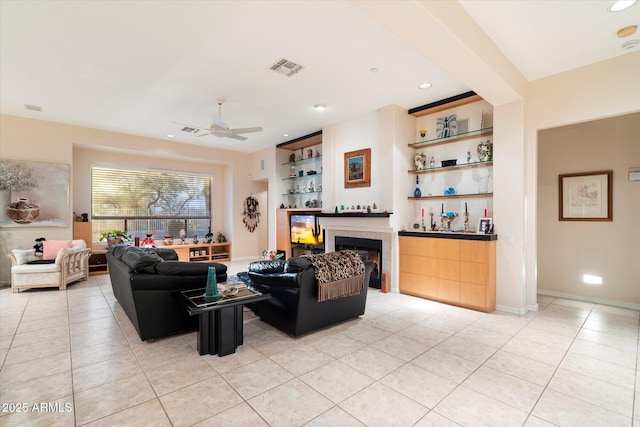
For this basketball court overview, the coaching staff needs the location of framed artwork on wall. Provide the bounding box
[344,148,371,188]
[0,159,70,227]
[559,170,612,221]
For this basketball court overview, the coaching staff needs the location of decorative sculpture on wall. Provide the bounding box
[242,196,260,232]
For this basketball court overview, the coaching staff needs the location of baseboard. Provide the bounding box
[496,305,529,315]
[538,289,640,311]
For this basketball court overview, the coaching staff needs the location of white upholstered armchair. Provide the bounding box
[8,239,90,292]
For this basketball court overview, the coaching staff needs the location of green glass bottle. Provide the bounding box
[204,266,218,300]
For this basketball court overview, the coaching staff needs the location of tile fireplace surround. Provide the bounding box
[319,214,395,292]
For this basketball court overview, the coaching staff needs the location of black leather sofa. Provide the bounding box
[106,244,227,341]
[242,251,373,337]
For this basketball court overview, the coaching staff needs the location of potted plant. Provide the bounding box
[100,230,129,247]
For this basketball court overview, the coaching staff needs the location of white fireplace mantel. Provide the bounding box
[319,213,395,291]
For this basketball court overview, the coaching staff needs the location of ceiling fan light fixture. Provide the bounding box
[609,0,636,12]
[313,104,327,111]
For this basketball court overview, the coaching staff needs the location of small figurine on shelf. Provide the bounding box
[141,230,156,248]
[179,229,186,244]
[467,151,472,163]
[307,149,313,159]
[419,129,427,138]
[289,153,296,163]
[430,156,435,168]
[217,232,227,243]
[192,235,199,244]
[205,227,214,243]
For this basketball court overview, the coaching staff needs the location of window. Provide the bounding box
[91,165,211,242]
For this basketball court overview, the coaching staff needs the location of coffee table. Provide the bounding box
[178,284,270,356]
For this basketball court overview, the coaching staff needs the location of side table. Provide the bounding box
[178,286,270,356]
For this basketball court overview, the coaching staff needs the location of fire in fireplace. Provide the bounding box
[335,236,382,289]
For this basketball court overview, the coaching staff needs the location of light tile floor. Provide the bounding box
[0,264,638,426]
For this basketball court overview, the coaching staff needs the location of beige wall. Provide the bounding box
[0,114,267,282]
[537,113,640,306]
[525,52,640,309]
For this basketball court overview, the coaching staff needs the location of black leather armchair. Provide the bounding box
[107,245,227,341]
[243,252,373,337]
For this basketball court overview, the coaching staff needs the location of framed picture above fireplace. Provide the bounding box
[344,148,371,188]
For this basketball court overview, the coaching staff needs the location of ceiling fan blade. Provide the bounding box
[226,133,248,141]
[230,126,263,134]
[195,132,212,137]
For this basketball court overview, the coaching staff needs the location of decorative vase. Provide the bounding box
[163,237,174,245]
[414,175,422,197]
[477,140,493,162]
[6,197,39,224]
[204,266,218,300]
[414,153,427,170]
[106,236,123,247]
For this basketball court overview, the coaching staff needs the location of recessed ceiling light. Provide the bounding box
[282,133,290,137]
[418,82,432,90]
[370,67,379,73]
[313,104,326,111]
[609,0,636,12]
[166,134,175,138]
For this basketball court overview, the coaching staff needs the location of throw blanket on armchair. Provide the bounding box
[302,250,365,302]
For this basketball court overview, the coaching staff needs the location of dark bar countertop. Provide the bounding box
[399,230,498,241]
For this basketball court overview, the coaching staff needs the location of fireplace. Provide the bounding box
[336,236,382,289]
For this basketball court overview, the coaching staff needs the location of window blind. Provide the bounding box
[92,166,210,218]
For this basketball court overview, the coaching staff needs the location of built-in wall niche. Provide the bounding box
[277,131,323,209]
[408,93,495,232]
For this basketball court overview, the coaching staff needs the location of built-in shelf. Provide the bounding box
[282,173,322,182]
[409,161,492,174]
[410,127,493,149]
[282,155,322,167]
[281,191,322,196]
[408,193,493,201]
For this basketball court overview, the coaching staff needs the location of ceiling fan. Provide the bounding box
[176,99,263,141]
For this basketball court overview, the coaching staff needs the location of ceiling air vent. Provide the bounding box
[180,126,200,134]
[270,58,303,77]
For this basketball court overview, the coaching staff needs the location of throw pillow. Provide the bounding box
[12,249,38,265]
[42,240,72,260]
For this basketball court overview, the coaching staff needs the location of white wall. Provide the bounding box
[329,112,384,212]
